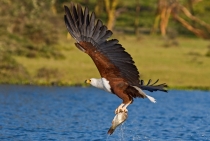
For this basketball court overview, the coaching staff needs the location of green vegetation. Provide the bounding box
[12,35,210,90]
[0,0,210,90]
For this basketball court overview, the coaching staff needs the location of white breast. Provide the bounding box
[101,78,112,93]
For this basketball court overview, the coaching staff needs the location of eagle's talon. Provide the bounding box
[115,107,128,114]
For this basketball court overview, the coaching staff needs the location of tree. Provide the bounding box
[171,1,210,39]
[151,0,210,39]
[104,0,119,30]
[151,0,176,37]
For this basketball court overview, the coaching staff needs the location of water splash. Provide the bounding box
[106,123,126,141]
[117,123,126,141]
[106,134,110,141]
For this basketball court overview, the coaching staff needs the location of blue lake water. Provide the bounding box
[0,85,210,141]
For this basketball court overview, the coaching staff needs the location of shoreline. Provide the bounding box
[0,82,209,91]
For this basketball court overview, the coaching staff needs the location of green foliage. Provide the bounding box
[35,67,63,85]
[0,0,63,59]
[0,53,30,84]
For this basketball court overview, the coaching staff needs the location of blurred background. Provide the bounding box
[0,0,210,89]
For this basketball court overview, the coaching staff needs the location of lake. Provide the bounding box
[0,85,210,141]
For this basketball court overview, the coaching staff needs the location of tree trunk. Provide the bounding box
[104,0,118,31]
[171,2,210,39]
[151,0,173,36]
[172,13,209,39]
[180,5,210,32]
[51,0,57,15]
[94,0,104,17]
[159,0,173,37]
[151,15,160,35]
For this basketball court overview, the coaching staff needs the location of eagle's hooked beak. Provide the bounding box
[85,79,91,84]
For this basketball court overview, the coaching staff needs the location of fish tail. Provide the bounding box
[107,127,115,135]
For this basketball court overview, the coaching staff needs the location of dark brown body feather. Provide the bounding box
[64,3,167,104]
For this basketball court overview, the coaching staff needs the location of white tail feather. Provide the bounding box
[146,94,156,103]
[132,86,157,103]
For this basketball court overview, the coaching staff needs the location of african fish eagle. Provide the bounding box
[64,3,167,114]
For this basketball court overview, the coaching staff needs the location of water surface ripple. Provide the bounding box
[0,85,210,140]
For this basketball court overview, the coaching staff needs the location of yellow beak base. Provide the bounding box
[85,79,91,84]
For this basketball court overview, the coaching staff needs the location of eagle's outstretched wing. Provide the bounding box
[64,3,140,85]
[64,3,167,92]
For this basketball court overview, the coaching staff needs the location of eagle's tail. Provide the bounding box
[139,79,168,93]
[132,86,156,103]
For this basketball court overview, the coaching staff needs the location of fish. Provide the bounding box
[107,111,128,135]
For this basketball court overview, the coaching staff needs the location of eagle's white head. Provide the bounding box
[85,78,111,93]
[85,78,103,88]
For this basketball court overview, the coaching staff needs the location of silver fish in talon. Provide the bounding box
[107,111,128,135]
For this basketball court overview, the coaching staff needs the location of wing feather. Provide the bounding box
[92,20,103,41]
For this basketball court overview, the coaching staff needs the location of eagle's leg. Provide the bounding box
[115,101,132,114]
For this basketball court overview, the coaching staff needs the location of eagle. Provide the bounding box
[64,3,167,114]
